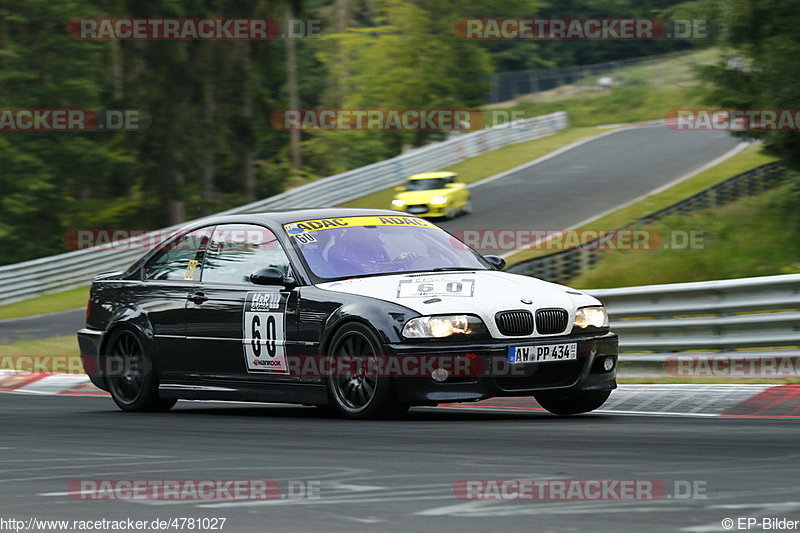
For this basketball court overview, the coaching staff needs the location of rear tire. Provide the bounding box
[460,200,473,215]
[534,390,611,415]
[324,323,408,419]
[104,328,176,413]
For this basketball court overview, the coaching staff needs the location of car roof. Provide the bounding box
[182,208,419,229]
[407,171,457,180]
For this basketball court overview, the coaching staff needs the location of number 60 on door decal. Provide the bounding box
[243,292,289,374]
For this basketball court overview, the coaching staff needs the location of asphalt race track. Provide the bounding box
[1,393,798,533]
[439,125,740,236]
[0,309,84,344]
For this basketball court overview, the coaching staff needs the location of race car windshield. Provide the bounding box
[284,216,488,280]
[404,178,450,191]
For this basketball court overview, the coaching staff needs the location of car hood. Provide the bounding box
[394,189,449,203]
[316,270,602,339]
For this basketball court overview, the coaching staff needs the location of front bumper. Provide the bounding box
[392,204,449,218]
[384,331,618,405]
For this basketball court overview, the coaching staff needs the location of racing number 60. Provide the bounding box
[417,281,463,293]
[251,314,277,357]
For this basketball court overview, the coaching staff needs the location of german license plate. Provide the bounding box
[509,343,577,364]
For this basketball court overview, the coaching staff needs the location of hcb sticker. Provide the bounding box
[243,292,288,374]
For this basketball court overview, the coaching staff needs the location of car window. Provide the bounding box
[405,178,450,191]
[284,216,488,280]
[201,224,291,285]
[143,227,213,281]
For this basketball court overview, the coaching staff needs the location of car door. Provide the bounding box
[185,223,299,382]
[139,226,213,379]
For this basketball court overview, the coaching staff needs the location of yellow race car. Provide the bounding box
[390,171,472,219]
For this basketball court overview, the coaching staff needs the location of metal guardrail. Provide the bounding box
[508,162,788,283]
[0,112,567,306]
[587,273,800,362]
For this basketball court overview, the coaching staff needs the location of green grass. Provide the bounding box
[494,48,719,128]
[576,48,720,92]
[505,145,779,265]
[0,335,80,356]
[570,183,800,289]
[341,127,607,210]
[513,86,705,128]
[0,336,82,373]
[0,286,88,321]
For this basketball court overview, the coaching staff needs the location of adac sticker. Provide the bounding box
[184,259,199,281]
[283,215,435,234]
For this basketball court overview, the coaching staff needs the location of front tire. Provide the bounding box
[534,390,611,415]
[324,323,408,419]
[104,328,176,413]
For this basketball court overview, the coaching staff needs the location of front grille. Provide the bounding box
[536,308,569,334]
[495,310,534,336]
[495,360,582,390]
[406,205,429,214]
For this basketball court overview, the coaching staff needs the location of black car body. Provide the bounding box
[78,208,617,418]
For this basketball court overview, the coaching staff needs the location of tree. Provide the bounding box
[0,0,127,262]
[699,0,800,169]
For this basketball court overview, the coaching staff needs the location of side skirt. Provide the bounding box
[158,381,329,405]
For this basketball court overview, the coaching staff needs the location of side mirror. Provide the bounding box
[394,185,405,192]
[483,255,506,271]
[445,182,456,188]
[250,267,290,286]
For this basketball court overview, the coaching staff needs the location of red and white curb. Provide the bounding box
[442,384,800,418]
[2,370,798,417]
[0,370,107,396]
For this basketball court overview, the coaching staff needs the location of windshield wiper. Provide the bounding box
[430,267,481,272]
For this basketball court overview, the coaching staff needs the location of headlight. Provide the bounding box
[391,199,405,207]
[573,306,609,329]
[430,195,448,205]
[403,315,486,338]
